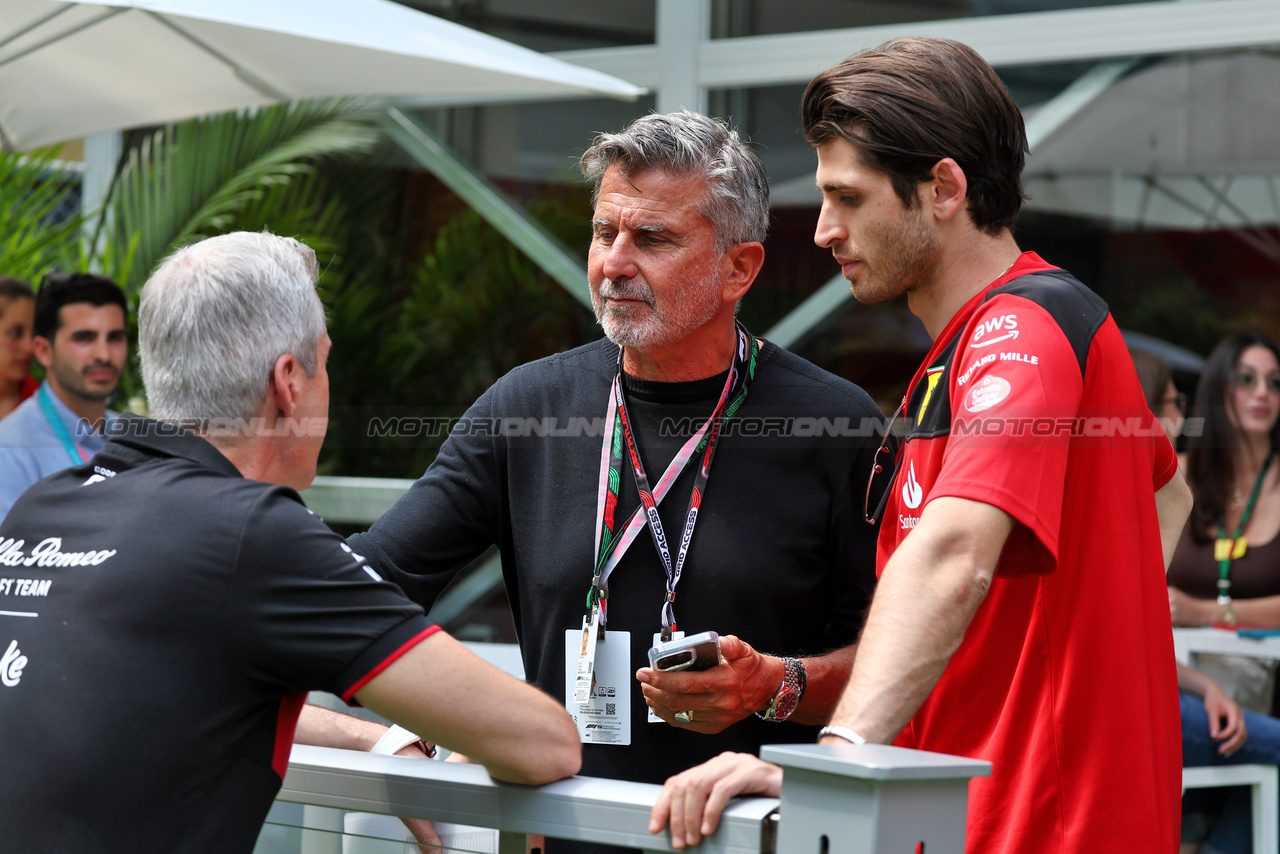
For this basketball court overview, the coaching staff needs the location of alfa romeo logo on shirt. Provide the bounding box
[1,640,27,687]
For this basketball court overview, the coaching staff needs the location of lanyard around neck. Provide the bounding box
[1216,449,1275,603]
[588,325,758,639]
[37,384,90,466]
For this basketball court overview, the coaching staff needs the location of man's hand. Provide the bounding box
[1202,684,1248,756]
[649,752,781,850]
[637,635,780,734]
[399,815,442,853]
[389,739,443,851]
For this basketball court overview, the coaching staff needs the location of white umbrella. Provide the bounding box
[0,0,645,150]
[1027,50,1280,178]
[1023,50,1280,231]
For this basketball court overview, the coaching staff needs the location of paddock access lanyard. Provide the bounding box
[587,324,758,641]
[37,384,90,466]
[1215,449,1275,604]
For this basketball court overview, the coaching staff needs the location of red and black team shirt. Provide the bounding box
[879,252,1182,853]
[0,416,438,854]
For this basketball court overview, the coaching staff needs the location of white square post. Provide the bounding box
[762,743,991,854]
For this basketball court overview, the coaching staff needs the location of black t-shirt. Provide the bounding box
[0,417,435,854]
[350,337,883,787]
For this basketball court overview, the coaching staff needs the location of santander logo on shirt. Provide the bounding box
[901,461,923,510]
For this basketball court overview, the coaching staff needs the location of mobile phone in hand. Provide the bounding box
[648,631,722,672]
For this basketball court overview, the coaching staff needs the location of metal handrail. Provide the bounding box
[281,745,777,854]
[280,742,991,854]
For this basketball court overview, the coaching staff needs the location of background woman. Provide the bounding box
[1168,334,1280,662]
[1135,344,1280,854]
[0,277,36,420]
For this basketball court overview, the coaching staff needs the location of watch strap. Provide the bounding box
[818,725,866,745]
[371,724,437,758]
[756,656,805,722]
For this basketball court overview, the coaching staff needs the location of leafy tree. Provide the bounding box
[0,100,598,476]
[0,147,83,283]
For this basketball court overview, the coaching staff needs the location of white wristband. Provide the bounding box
[818,725,867,745]
[371,725,425,756]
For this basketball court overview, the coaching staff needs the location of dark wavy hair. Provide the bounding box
[801,37,1028,235]
[1186,333,1280,543]
[34,272,126,339]
[0,276,33,316]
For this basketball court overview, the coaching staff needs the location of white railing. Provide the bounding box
[278,742,990,854]
[301,476,416,525]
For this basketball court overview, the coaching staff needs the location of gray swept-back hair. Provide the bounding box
[579,110,770,251]
[140,231,325,427]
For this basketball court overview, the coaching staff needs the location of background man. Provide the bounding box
[656,38,1192,853]
[0,272,127,518]
[0,232,580,853]
[348,110,884,853]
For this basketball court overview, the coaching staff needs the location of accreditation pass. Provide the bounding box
[564,621,631,745]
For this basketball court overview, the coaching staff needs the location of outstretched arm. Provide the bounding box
[649,497,1012,849]
[824,496,1013,745]
[355,631,581,785]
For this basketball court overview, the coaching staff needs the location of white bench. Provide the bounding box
[1183,764,1277,854]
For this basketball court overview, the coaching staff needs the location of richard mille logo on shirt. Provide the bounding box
[0,538,117,568]
[1,640,27,687]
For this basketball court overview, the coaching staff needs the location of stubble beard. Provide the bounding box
[591,269,723,350]
[846,204,942,305]
[50,357,118,403]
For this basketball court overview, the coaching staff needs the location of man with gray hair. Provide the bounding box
[349,110,883,853]
[0,231,580,853]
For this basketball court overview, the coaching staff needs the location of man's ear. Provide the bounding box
[925,157,969,223]
[269,352,302,419]
[720,241,766,304]
[31,336,53,370]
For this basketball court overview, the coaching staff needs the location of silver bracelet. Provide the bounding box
[818,725,867,745]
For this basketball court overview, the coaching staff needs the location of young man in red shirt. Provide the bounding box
[650,37,1192,853]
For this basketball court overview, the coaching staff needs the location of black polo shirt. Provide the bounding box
[0,416,436,854]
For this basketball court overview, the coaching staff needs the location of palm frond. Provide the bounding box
[103,99,378,290]
[0,148,83,282]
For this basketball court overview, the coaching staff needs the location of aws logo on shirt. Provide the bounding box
[970,314,1019,348]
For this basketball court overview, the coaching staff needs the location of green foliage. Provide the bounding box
[0,101,599,476]
[321,193,595,477]
[101,99,379,290]
[1110,275,1225,358]
[0,147,82,282]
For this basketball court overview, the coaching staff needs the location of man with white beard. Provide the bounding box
[348,110,885,853]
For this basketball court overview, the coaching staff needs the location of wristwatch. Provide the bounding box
[756,657,806,722]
